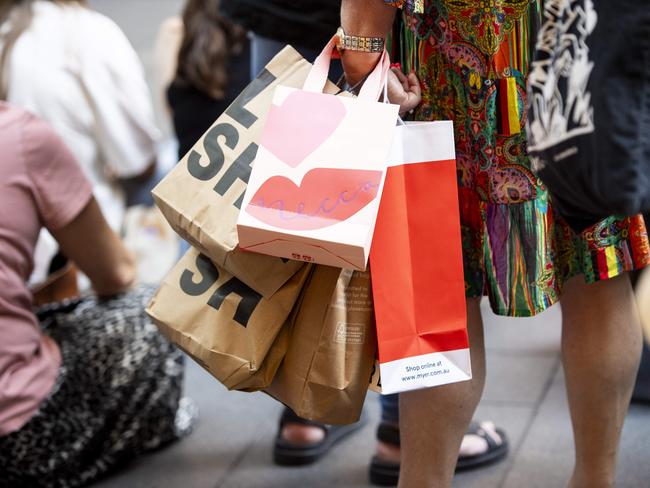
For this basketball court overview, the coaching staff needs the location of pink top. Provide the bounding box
[0,103,92,436]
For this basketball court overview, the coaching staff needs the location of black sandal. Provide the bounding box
[273,407,368,466]
[369,420,509,486]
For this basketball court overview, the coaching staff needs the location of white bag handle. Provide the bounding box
[303,35,391,102]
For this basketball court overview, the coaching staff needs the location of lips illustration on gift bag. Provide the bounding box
[245,168,383,230]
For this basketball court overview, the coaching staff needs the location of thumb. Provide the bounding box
[407,72,422,96]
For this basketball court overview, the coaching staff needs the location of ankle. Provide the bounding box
[397,465,453,488]
[568,470,615,488]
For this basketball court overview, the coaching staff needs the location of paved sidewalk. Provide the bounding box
[93,301,649,488]
[88,2,650,486]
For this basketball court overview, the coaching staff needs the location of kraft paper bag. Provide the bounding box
[237,38,399,271]
[265,266,376,424]
[152,46,333,297]
[368,356,383,394]
[370,122,471,395]
[146,247,310,391]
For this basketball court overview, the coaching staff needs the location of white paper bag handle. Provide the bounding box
[303,35,390,102]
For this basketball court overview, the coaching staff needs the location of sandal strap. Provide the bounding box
[280,407,330,431]
[376,422,400,447]
[375,421,501,450]
[466,422,499,450]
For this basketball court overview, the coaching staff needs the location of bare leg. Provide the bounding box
[561,274,642,488]
[398,298,486,488]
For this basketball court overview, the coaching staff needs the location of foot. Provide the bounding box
[374,422,400,464]
[274,408,368,466]
[373,420,503,464]
[369,419,508,485]
[281,422,326,446]
[458,421,503,457]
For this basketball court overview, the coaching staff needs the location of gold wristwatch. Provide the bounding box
[336,26,385,53]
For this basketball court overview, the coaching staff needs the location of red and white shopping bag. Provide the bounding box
[370,121,471,394]
[237,39,399,270]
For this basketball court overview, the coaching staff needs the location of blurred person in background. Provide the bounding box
[220,0,341,78]
[0,0,161,287]
[0,103,195,487]
[165,0,250,161]
[220,2,508,485]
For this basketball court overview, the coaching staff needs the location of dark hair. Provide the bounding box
[175,0,245,100]
[0,1,86,99]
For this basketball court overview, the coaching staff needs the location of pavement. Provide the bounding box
[88,2,650,487]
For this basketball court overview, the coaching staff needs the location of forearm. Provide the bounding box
[52,198,136,296]
[340,0,397,85]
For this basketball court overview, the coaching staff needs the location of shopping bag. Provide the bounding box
[369,121,471,395]
[265,266,377,424]
[527,0,650,226]
[368,356,382,393]
[152,46,328,297]
[237,38,399,271]
[146,247,310,391]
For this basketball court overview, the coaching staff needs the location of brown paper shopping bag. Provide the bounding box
[146,247,310,391]
[152,46,340,297]
[266,266,376,425]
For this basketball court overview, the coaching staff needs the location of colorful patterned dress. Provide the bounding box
[386,0,649,316]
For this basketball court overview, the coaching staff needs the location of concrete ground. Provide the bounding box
[92,301,650,488]
[88,2,650,487]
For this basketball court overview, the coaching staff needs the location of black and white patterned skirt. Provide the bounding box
[0,286,194,488]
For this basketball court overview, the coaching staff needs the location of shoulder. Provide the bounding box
[64,4,125,35]
[14,105,75,173]
[0,103,56,157]
[51,3,136,56]
[0,103,77,183]
[27,2,135,58]
[0,102,32,132]
[31,1,121,34]
[0,103,33,172]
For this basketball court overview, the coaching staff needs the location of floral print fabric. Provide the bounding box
[385,0,649,316]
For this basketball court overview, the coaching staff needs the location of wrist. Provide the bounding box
[341,51,382,87]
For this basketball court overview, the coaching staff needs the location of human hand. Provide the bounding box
[387,68,422,116]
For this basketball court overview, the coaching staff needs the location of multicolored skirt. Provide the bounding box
[388,0,650,316]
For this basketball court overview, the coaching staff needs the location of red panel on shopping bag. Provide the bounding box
[371,159,467,362]
[370,121,470,394]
